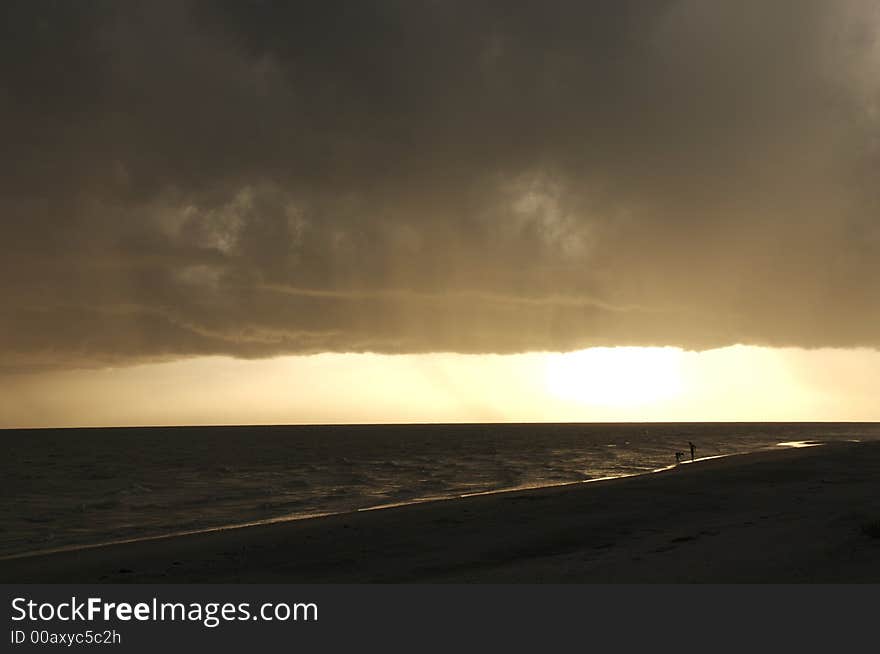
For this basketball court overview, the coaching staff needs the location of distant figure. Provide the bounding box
[675,451,684,465]
[689,441,696,462]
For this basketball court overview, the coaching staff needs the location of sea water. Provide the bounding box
[2,422,879,558]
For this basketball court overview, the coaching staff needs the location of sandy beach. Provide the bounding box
[3,440,880,583]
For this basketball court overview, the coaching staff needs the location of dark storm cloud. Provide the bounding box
[2,0,879,369]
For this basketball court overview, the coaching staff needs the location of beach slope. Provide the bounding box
[3,440,880,583]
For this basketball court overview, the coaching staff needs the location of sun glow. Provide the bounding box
[544,347,686,408]
[3,346,880,428]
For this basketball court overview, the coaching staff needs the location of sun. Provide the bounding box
[543,347,686,408]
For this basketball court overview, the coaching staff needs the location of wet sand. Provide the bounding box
[3,440,880,583]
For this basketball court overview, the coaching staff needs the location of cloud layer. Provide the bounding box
[2,1,879,369]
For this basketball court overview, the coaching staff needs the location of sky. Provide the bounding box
[2,1,879,426]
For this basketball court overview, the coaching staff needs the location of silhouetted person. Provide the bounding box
[689,441,696,462]
[675,451,684,465]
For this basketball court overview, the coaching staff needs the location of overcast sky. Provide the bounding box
[2,1,879,381]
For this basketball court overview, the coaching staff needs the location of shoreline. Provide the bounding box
[2,440,880,582]
[0,444,784,563]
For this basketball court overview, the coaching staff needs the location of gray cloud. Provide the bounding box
[2,0,879,369]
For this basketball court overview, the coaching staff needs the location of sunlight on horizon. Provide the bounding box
[544,347,686,408]
[1,345,879,428]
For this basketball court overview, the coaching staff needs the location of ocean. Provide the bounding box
[2,422,879,559]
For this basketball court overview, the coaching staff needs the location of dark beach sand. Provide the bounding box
[3,440,880,583]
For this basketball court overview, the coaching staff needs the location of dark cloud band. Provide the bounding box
[2,1,878,369]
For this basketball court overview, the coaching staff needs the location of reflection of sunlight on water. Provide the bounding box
[0,510,340,562]
[656,454,733,472]
[10,424,876,561]
[457,472,644,499]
